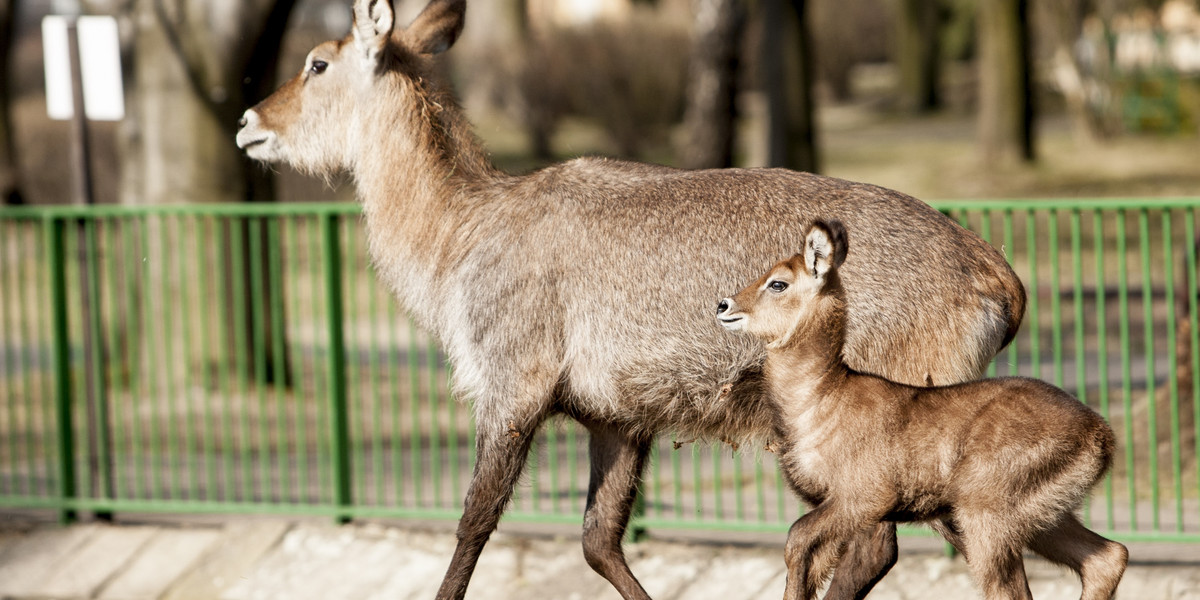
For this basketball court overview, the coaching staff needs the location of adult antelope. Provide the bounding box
[237,1,1025,598]
[718,221,1126,600]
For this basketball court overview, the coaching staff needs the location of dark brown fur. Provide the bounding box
[719,221,1127,600]
[237,2,1027,598]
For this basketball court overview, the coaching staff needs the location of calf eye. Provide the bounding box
[768,280,788,293]
[310,60,329,75]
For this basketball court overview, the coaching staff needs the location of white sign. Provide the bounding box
[43,16,125,121]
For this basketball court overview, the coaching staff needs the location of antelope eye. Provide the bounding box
[768,280,788,293]
[310,60,329,75]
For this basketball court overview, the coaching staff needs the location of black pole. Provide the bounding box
[67,18,114,522]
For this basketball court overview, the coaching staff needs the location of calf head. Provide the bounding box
[717,220,848,348]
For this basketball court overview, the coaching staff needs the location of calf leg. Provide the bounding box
[822,522,897,600]
[1028,514,1127,600]
[958,515,1033,600]
[581,424,653,600]
[782,503,870,600]
[435,407,547,600]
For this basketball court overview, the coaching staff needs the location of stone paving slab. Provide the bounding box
[99,528,221,600]
[0,517,1198,599]
[160,519,291,600]
[0,524,99,598]
[40,526,157,599]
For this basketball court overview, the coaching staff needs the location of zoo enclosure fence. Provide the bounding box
[1,198,1199,543]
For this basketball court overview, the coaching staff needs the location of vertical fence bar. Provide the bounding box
[1026,209,1041,379]
[387,297,404,506]
[1048,210,1063,388]
[230,220,252,500]
[144,216,165,500]
[368,258,384,508]
[1117,210,1137,531]
[176,217,198,501]
[711,445,723,520]
[103,220,124,503]
[559,421,572,512]
[1,221,17,494]
[1137,209,1159,531]
[1187,210,1200,512]
[1004,210,1017,375]
[37,222,56,499]
[160,217,182,501]
[46,216,76,522]
[268,219,289,504]
[1094,211,1115,530]
[342,224,363,506]
[1161,211,1182,533]
[215,221,236,502]
[672,436,682,520]
[248,219,271,501]
[285,217,308,503]
[308,218,329,504]
[409,324,422,507]
[447,365,461,506]
[1070,210,1086,402]
[429,344,442,508]
[86,219,113,512]
[196,216,217,502]
[322,213,352,522]
[122,216,144,500]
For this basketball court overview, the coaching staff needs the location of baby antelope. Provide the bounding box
[717,220,1127,600]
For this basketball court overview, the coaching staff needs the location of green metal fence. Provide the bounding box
[1,199,1199,543]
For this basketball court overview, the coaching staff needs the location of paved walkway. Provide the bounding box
[0,515,1198,599]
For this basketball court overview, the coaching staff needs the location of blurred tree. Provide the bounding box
[0,0,22,205]
[895,0,942,112]
[978,0,1035,164]
[680,0,745,169]
[123,0,295,207]
[122,0,298,384]
[762,0,820,173]
[1045,0,1108,142]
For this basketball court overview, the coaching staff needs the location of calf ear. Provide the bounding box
[354,0,396,62]
[803,220,848,280]
[406,0,467,55]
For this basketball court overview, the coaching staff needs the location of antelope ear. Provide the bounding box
[354,0,395,62]
[406,0,466,55]
[803,220,848,280]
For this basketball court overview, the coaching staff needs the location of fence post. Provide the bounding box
[46,216,77,523]
[322,213,352,524]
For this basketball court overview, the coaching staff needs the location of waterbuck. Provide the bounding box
[717,220,1126,600]
[236,1,1025,598]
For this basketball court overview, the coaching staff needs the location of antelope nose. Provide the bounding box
[237,116,248,130]
[717,299,730,315]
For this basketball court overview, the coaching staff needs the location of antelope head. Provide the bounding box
[716,220,849,348]
[236,0,466,175]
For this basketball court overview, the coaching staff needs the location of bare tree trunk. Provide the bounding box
[978,0,1035,165]
[762,0,819,173]
[895,0,942,112]
[681,0,745,169]
[0,0,23,205]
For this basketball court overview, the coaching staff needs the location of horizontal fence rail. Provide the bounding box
[1,199,1199,542]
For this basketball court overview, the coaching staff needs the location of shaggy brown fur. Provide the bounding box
[237,2,1026,598]
[718,220,1127,600]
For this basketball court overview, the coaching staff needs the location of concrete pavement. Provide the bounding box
[0,515,1197,599]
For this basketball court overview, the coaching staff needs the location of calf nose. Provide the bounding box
[717,299,730,315]
[237,116,248,130]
